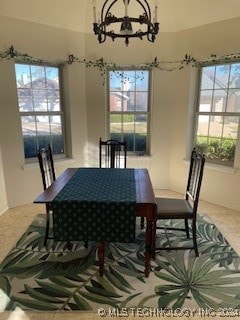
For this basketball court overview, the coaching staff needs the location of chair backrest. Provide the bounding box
[37,144,56,190]
[186,148,205,210]
[99,138,127,168]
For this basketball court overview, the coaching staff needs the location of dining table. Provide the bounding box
[34,167,157,277]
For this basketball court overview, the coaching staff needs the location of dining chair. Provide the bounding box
[154,148,205,257]
[37,144,56,246]
[38,145,88,248]
[99,137,127,168]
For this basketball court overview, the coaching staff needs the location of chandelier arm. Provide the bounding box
[136,0,151,20]
[102,0,118,21]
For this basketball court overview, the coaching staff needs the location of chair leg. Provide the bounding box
[44,211,50,247]
[140,217,145,229]
[184,219,190,238]
[192,221,199,257]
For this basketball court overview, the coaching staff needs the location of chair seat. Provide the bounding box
[156,198,193,219]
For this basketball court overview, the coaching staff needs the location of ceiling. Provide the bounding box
[0,0,240,33]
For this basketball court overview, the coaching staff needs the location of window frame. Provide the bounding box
[15,61,66,162]
[195,62,240,167]
[107,68,151,156]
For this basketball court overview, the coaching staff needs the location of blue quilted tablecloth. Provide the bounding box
[52,168,136,242]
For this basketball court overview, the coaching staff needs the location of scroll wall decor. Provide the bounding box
[1,46,240,84]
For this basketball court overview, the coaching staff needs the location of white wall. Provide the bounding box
[0,144,7,214]
[0,15,240,211]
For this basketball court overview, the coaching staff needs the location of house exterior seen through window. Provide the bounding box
[195,63,240,166]
[108,70,150,155]
[15,63,64,159]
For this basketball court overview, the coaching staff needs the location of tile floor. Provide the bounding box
[0,189,239,320]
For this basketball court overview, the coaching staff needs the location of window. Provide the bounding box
[108,70,150,155]
[195,63,240,165]
[15,63,65,159]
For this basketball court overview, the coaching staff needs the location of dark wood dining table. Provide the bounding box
[34,167,157,277]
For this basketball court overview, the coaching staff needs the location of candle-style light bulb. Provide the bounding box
[155,0,158,22]
[93,0,97,23]
[125,0,128,16]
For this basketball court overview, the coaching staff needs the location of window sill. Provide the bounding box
[204,162,238,174]
[183,159,238,174]
[21,157,75,171]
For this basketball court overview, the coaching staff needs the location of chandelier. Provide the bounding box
[92,0,159,46]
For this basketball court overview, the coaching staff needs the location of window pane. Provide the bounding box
[46,67,59,90]
[209,116,223,138]
[31,66,45,89]
[21,116,37,158]
[36,115,50,132]
[126,92,135,111]
[109,71,122,90]
[15,64,31,88]
[122,71,135,91]
[21,115,36,136]
[110,92,123,111]
[201,66,215,90]
[226,89,240,112]
[214,65,230,89]
[196,115,209,137]
[36,115,51,150]
[223,116,238,139]
[110,114,122,140]
[123,114,134,152]
[199,90,212,112]
[47,89,60,111]
[135,114,147,152]
[50,116,64,154]
[136,92,148,111]
[221,116,238,163]
[33,90,47,111]
[123,114,134,134]
[18,88,33,112]
[229,63,240,88]
[212,89,227,112]
[136,71,149,91]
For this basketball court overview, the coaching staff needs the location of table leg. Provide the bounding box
[145,219,153,277]
[98,242,105,276]
[151,218,156,260]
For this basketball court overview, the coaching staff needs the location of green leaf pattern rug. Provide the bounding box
[0,214,240,312]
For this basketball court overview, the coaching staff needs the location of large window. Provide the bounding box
[15,63,65,159]
[108,70,150,154]
[195,63,240,166]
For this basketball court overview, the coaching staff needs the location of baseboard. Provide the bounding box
[0,206,9,216]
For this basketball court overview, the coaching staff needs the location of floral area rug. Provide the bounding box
[0,214,240,313]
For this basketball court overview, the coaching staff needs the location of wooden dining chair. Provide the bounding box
[99,138,127,168]
[154,148,205,257]
[37,145,88,248]
[37,144,56,246]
